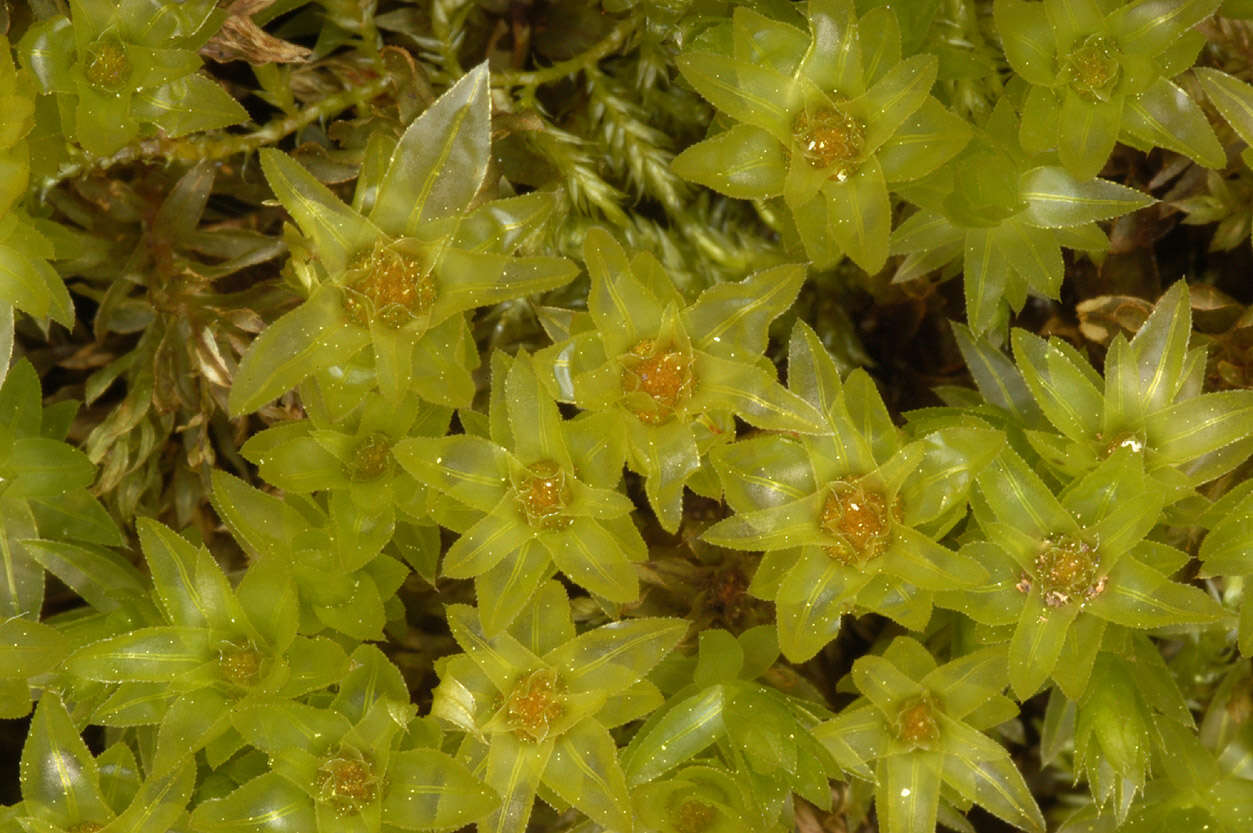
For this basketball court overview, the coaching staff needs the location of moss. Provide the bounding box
[5,3,1253,833]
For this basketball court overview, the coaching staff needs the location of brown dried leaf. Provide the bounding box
[1076,294,1153,345]
[201,0,312,65]
[795,797,850,833]
[194,328,233,388]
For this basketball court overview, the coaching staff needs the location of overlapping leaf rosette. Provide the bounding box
[210,470,411,642]
[62,519,351,776]
[394,351,644,634]
[190,645,497,833]
[671,0,971,271]
[814,639,1045,833]
[952,283,1253,501]
[17,0,247,157]
[536,228,825,532]
[241,386,451,519]
[701,322,995,662]
[995,0,1225,177]
[430,581,686,833]
[623,628,838,833]
[229,62,577,416]
[891,97,1155,334]
[950,444,1226,703]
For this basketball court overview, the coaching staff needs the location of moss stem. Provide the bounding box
[39,74,394,195]
[492,18,636,89]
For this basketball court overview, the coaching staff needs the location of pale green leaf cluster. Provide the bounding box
[6,4,1253,833]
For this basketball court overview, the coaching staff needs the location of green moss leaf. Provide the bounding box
[137,73,248,138]
[1196,66,1253,148]
[877,750,942,833]
[0,617,69,680]
[1011,329,1105,443]
[939,717,1045,832]
[383,748,499,830]
[1019,166,1156,228]
[670,124,787,199]
[546,616,687,694]
[259,149,380,276]
[228,286,372,416]
[1007,589,1079,700]
[20,693,112,829]
[482,733,551,833]
[995,0,1057,85]
[1087,557,1227,627]
[372,63,490,234]
[543,718,632,831]
[676,50,793,144]
[22,539,146,612]
[188,772,317,833]
[1122,78,1225,169]
[860,54,938,153]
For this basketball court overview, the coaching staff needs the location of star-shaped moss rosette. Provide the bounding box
[429,582,686,833]
[813,638,1045,833]
[891,97,1155,335]
[632,765,780,833]
[191,645,498,833]
[17,0,247,157]
[228,62,578,416]
[62,519,353,779]
[701,322,992,662]
[946,444,1226,701]
[241,386,451,520]
[1,359,121,622]
[535,228,825,533]
[954,282,1253,500]
[994,0,1225,177]
[621,628,838,830]
[394,351,642,634]
[671,0,971,271]
[15,692,196,833]
[210,470,410,641]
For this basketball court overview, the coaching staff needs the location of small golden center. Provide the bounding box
[217,641,262,687]
[343,244,436,329]
[820,481,899,565]
[621,339,695,424]
[505,668,566,742]
[67,824,105,833]
[896,698,940,747]
[1100,431,1146,458]
[1034,534,1102,608]
[793,105,865,179]
[1066,36,1121,101]
[85,40,130,90]
[674,799,717,833]
[514,460,572,530]
[315,751,378,815]
[346,433,392,482]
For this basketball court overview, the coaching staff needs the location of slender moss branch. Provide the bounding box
[39,75,394,195]
[492,17,636,89]
[430,0,469,76]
